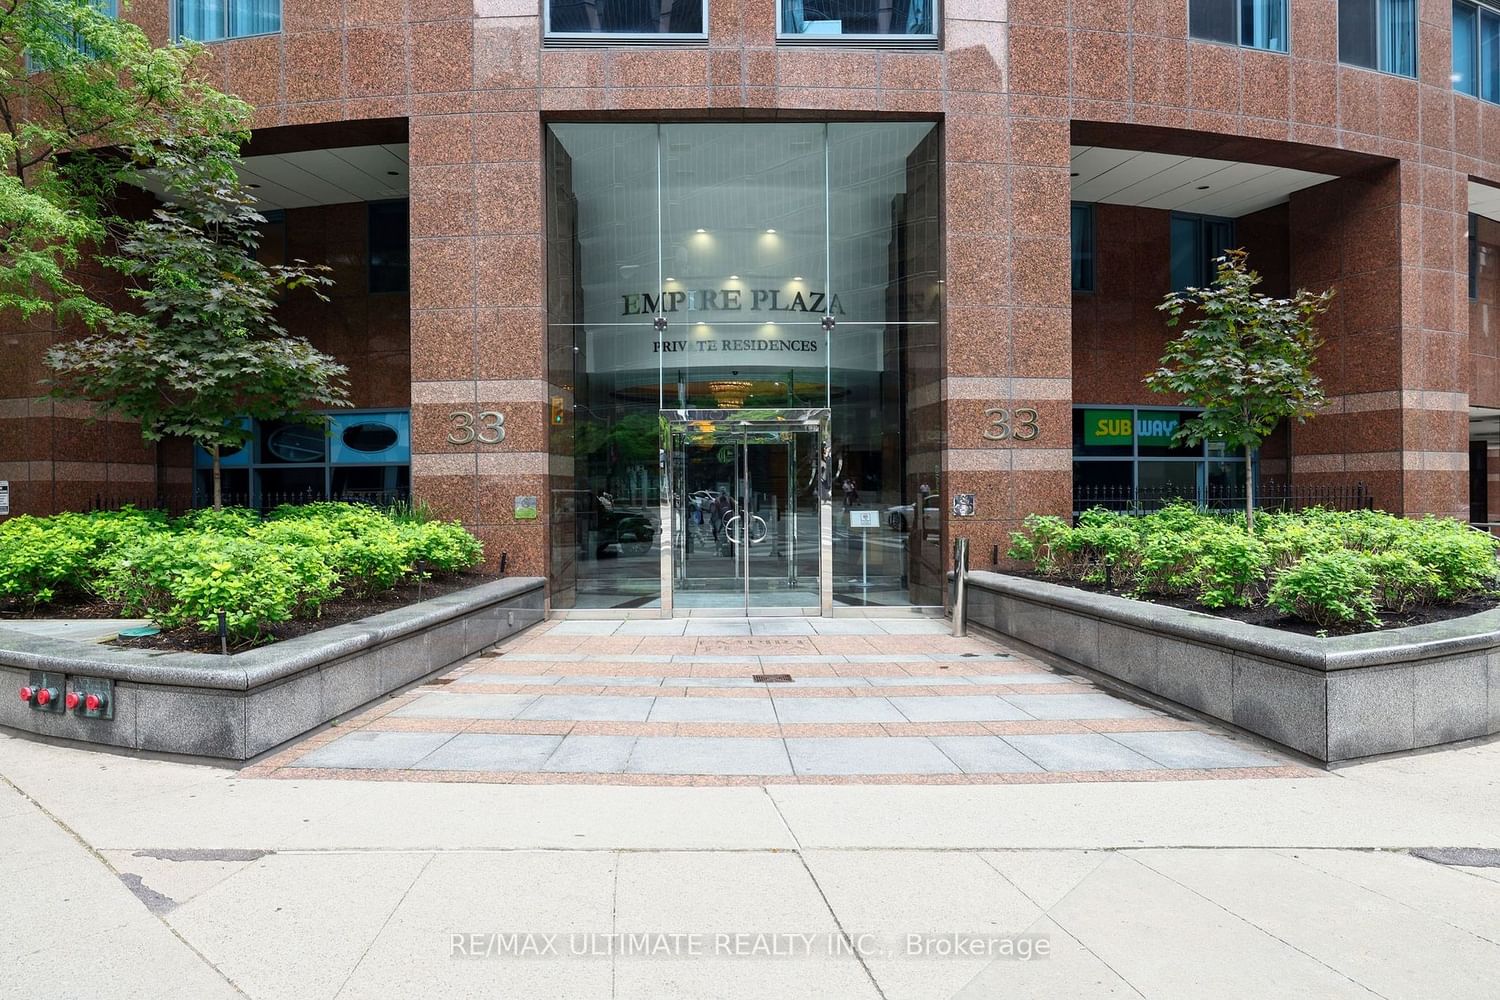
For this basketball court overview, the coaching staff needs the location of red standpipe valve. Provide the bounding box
[34,687,56,707]
[18,685,33,703]
[84,693,104,713]
[65,690,81,711]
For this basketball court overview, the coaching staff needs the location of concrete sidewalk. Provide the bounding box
[4,728,1500,999]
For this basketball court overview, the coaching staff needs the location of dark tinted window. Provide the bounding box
[1339,0,1378,69]
[1191,0,1238,43]
[1071,203,1095,292]
[548,0,704,35]
[781,0,936,38]
[369,201,409,294]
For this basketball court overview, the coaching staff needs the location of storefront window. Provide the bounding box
[545,0,706,38]
[546,122,943,610]
[193,410,410,509]
[1072,407,1253,512]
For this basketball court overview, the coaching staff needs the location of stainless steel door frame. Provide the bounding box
[659,408,831,617]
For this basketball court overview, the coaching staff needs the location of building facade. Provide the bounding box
[2,0,1497,615]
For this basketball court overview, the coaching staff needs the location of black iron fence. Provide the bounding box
[83,489,412,517]
[1073,481,1374,515]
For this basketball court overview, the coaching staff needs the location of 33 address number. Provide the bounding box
[448,410,506,445]
[982,407,1039,442]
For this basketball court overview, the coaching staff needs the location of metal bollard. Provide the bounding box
[952,536,969,638]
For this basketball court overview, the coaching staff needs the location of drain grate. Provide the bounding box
[752,673,794,683]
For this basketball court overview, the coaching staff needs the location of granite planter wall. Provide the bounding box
[963,571,1500,763]
[0,577,544,760]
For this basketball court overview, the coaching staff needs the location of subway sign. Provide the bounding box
[1082,409,1182,447]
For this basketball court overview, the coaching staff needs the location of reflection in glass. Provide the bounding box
[780,0,936,37]
[546,122,943,610]
[547,0,704,36]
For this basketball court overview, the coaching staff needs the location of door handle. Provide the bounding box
[745,514,768,545]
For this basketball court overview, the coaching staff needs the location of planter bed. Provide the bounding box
[0,577,544,760]
[963,571,1500,762]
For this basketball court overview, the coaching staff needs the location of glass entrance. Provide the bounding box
[663,409,831,615]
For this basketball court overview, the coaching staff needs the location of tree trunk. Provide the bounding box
[1244,442,1254,535]
[211,443,222,512]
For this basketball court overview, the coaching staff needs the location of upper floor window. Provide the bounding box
[1071,203,1095,292]
[173,0,281,42]
[1170,213,1235,292]
[779,0,937,41]
[27,0,118,71]
[1454,1,1500,101]
[1189,0,1288,52]
[545,0,706,39]
[1338,0,1416,77]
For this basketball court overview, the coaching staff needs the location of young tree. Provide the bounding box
[0,0,250,328]
[45,158,351,509]
[1145,249,1334,534]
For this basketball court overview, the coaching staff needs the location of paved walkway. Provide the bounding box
[4,727,1500,1000]
[245,618,1304,784]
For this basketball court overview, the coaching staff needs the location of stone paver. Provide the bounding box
[786,737,961,776]
[411,734,564,772]
[627,736,793,776]
[252,617,1304,785]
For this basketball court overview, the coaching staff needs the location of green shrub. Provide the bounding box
[1362,550,1440,613]
[6,501,485,642]
[1005,504,1500,632]
[0,507,169,606]
[1007,514,1077,577]
[1399,518,1499,600]
[1191,530,1267,608]
[402,521,485,573]
[99,533,340,642]
[1268,550,1380,630]
[175,506,260,536]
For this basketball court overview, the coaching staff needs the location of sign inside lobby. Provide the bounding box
[584,324,884,374]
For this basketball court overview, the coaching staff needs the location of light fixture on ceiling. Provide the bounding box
[387,170,400,176]
[728,274,740,280]
[708,379,753,408]
[792,275,803,282]
[246,183,261,189]
[695,227,707,234]
[1070,172,1079,177]
[765,228,777,234]
[1197,185,1210,190]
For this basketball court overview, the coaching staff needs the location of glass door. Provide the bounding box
[663,410,830,615]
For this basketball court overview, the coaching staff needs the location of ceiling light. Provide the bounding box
[765,228,777,234]
[728,274,740,280]
[1070,172,1079,177]
[695,227,707,234]
[1197,185,1210,190]
[246,183,261,189]
[793,276,803,282]
[387,170,399,176]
